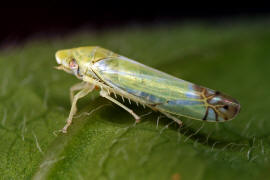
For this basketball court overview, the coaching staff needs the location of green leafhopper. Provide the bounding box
[55,46,240,133]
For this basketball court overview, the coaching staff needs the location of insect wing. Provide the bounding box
[91,56,212,121]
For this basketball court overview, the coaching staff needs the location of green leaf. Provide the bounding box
[0,21,270,180]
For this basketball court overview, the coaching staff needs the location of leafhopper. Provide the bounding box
[55,46,240,133]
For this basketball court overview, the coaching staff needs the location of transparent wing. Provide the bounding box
[92,56,209,121]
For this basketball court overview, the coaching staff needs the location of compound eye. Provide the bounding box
[223,105,229,110]
[69,59,78,69]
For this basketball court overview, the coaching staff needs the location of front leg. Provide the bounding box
[61,83,95,133]
[70,82,87,104]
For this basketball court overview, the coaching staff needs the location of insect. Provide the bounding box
[55,46,240,133]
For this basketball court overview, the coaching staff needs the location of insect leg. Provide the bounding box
[100,90,140,122]
[62,83,95,133]
[70,82,86,104]
[160,111,183,127]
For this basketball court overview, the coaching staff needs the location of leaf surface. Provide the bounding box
[0,21,270,180]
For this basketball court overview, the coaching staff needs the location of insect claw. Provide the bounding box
[128,98,131,104]
[121,96,125,102]
[136,102,139,106]
[53,129,64,136]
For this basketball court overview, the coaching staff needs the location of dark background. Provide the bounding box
[1,7,270,47]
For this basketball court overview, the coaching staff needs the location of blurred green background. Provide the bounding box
[0,20,270,179]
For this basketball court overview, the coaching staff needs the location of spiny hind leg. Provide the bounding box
[70,82,87,104]
[100,90,140,122]
[62,83,95,133]
[160,111,183,127]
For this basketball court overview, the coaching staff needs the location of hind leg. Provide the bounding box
[160,111,183,126]
[100,90,140,122]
